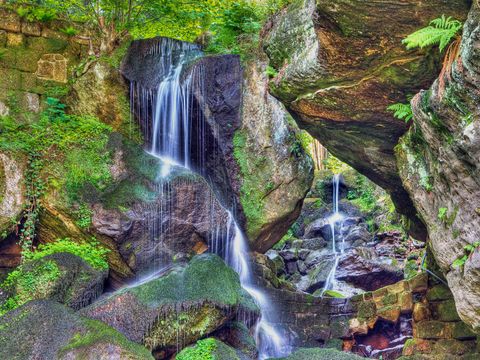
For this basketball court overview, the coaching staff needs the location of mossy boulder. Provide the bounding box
[0,300,153,360]
[269,348,363,360]
[81,254,258,355]
[0,252,107,314]
[176,338,242,360]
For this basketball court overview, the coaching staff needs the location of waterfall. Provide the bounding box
[321,174,345,295]
[128,37,290,359]
[223,212,290,359]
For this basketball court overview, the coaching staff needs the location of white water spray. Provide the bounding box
[321,174,345,295]
[225,212,290,359]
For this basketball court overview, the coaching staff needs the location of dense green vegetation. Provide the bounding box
[0,96,112,252]
[7,0,291,56]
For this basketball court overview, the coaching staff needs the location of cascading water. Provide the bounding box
[129,37,290,359]
[321,174,345,295]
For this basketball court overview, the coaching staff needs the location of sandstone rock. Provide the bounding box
[0,153,25,240]
[36,53,67,83]
[232,59,313,251]
[413,302,431,323]
[396,3,480,331]
[304,218,331,240]
[336,251,403,291]
[71,61,129,130]
[414,321,452,340]
[81,254,257,354]
[0,300,154,360]
[213,322,258,359]
[377,305,401,323]
[263,0,470,240]
[25,92,40,113]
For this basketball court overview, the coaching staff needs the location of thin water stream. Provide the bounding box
[321,174,345,295]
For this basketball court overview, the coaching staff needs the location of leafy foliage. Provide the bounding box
[452,241,480,269]
[402,15,463,52]
[387,102,413,122]
[0,96,112,255]
[24,238,110,270]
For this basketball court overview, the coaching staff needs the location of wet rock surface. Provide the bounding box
[267,197,407,296]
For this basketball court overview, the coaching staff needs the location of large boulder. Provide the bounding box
[396,3,480,331]
[232,60,313,251]
[0,300,154,360]
[263,0,471,239]
[0,252,107,313]
[81,254,258,356]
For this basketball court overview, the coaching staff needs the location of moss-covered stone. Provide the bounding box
[426,285,452,302]
[431,300,461,322]
[269,347,363,360]
[414,320,452,340]
[81,254,257,354]
[0,252,107,314]
[0,300,153,360]
[357,300,376,320]
[176,338,241,360]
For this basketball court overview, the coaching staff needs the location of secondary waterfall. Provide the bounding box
[129,37,290,359]
[321,174,345,295]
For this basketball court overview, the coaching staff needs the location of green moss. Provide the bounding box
[128,254,242,308]
[60,318,153,359]
[24,238,109,270]
[0,259,61,315]
[232,130,265,237]
[177,338,240,360]
[357,301,377,320]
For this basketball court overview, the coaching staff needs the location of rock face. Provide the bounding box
[81,254,257,356]
[121,38,313,252]
[396,3,480,331]
[263,0,471,239]
[0,300,154,360]
[234,60,313,251]
[0,252,107,311]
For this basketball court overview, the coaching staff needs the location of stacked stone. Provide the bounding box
[403,283,479,358]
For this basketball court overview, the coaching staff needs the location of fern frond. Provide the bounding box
[387,103,413,123]
[402,15,463,53]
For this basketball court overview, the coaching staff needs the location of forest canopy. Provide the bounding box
[6,0,291,53]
